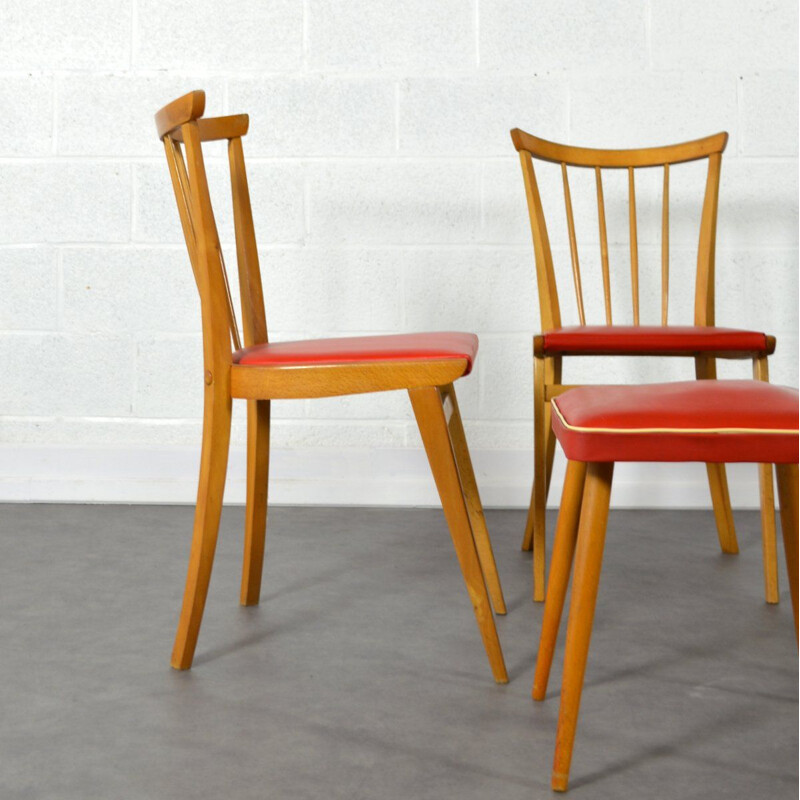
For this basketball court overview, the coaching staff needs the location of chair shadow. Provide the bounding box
[192,561,359,666]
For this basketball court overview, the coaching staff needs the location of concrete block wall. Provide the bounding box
[0,0,797,505]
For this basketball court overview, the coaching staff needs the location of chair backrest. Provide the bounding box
[155,90,266,374]
[510,128,729,332]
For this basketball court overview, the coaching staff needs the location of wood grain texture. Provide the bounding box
[230,358,470,400]
[594,167,613,325]
[754,356,779,604]
[694,152,722,327]
[171,376,232,669]
[228,136,268,348]
[661,163,670,325]
[155,90,205,139]
[172,114,249,142]
[512,127,774,610]
[695,357,739,555]
[533,460,587,701]
[442,384,507,616]
[157,92,505,677]
[552,461,614,792]
[510,128,728,168]
[240,399,270,606]
[519,150,561,331]
[561,163,585,325]
[628,167,639,325]
[408,386,508,683]
[528,356,547,601]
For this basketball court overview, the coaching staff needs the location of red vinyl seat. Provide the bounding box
[541,325,771,356]
[233,332,479,375]
[552,380,799,464]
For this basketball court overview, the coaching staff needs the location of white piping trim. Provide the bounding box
[551,398,799,436]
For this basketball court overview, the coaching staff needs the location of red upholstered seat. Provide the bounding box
[233,332,479,375]
[541,325,770,355]
[552,381,799,464]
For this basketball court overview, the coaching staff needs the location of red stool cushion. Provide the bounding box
[233,332,479,375]
[552,381,799,464]
[542,326,770,355]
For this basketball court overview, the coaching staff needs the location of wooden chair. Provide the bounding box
[510,129,778,603]
[531,380,798,791]
[155,91,508,683]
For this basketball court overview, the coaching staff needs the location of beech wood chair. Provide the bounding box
[155,90,508,683]
[510,129,779,603]
[531,380,798,791]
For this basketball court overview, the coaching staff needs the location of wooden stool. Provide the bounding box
[531,380,798,791]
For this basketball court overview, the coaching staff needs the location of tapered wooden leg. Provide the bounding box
[695,358,739,554]
[775,464,799,641]
[240,399,270,606]
[521,355,543,554]
[523,355,549,601]
[533,460,587,701]
[552,461,614,792]
[544,357,562,499]
[171,380,232,670]
[409,385,508,683]
[443,385,506,615]
[753,357,779,603]
[544,405,557,495]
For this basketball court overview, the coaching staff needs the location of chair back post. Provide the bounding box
[510,128,729,330]
[180,119,236,374]
[228,136,268,348]
[694,150,724,326]
[155,91,269,378]
[516,148,562,332]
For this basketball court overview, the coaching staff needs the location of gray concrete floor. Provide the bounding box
[0,504,796,800]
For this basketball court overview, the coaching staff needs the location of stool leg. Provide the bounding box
[552,461,614,792]
[695,358,739,554]
[753,356,780,603]
[533,460,587,701]
[775,464,799,641]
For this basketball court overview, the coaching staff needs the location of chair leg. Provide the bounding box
[775,464,799,641]
[695,357,739,554]
[522,354,544,554]
[754,356,780,603]
[171,382,232,670]
[523,355,549,601]
[409,385,508,684]
[442,385,507,615]
[552,461,614,792]
[240,399,270,606]
[533,460,587,701]
[544,357,562,499]
[544,405,557,496]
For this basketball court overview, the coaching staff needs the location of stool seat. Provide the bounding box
[552,380,799,464]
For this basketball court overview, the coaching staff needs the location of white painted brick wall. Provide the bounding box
[0,0,796,505]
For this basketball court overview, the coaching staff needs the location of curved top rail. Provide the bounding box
[510,128,728,168]
[155,90,206,139]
